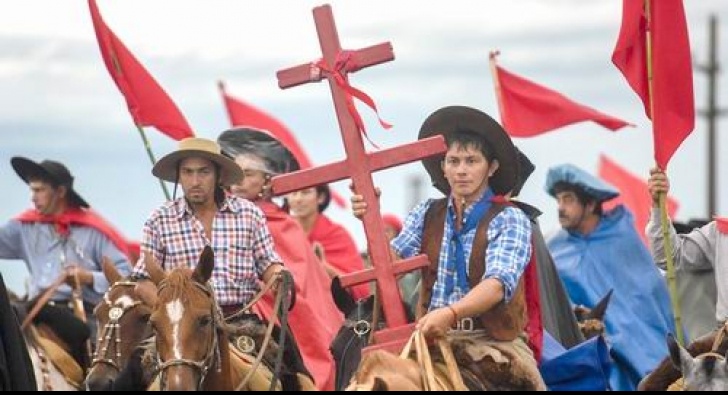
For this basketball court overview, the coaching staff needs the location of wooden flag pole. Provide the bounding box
[489,50,507,124]
[645,0,685,346]
[135,124,171,201]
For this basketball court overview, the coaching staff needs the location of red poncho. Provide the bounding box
[15,208,131,259]
[308,214,369,300]
[253,202,343,391]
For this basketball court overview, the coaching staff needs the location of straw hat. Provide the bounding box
[152,137,243,185]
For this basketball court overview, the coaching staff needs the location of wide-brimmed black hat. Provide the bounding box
[418,106,519,195]
[11,157,90,208]
[511,147,535,197]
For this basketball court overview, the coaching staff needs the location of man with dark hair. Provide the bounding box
[353,106,545,390]
[0,157,132,369]
[133,137,286,311]
[545,164,675,391]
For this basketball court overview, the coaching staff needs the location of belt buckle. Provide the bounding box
[455,317,475,331]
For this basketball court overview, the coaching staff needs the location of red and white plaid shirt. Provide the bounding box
[133,196,281,306]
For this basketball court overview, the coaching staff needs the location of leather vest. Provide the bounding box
[418,198,527,341]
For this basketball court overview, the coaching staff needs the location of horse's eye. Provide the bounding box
[198,315,212,328]
[138,313,151,324]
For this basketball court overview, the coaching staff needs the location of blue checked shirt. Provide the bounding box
[392,196,532,310]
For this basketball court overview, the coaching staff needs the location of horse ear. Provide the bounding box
[101,256,122,285]
[667,333,693,373]
[193,246,214,284]
[587,289,613,321]
[144,253,166,285]
[330,276,356,314]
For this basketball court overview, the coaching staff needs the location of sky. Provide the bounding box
[0,0,726,295]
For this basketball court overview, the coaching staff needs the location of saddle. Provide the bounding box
[27,325,84,389]
[227,314,314,391]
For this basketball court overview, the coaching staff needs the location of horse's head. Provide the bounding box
[330,277,379,390]
[574,289,612,340]
[85,257,156,391]
[669,333,728,391]
[149,246,222,391]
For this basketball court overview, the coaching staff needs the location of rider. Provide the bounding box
[217,127,344,391]
[286,183,369,300]
[544,163,676,390]
[352,106,546,390]
[0,157,132,368]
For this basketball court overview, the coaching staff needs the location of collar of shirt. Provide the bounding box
[172,196,242,219]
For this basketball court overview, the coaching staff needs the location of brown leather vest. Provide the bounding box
[418,198,527,341]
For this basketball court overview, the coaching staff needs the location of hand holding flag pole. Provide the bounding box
[612,0,696,346]
[646,0,685,347]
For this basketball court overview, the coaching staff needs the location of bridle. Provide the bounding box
[154,280,222,391]
[696,322,728,361]
[88,279,145,374]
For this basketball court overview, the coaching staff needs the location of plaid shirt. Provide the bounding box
[133,196,281,306]
[392,196,531,309]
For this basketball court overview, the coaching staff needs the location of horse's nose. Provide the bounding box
[85,377,114,391]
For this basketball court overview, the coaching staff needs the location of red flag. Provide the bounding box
[599,155,679,245]
[88,0,194,140]
[494,64,631,137]
[611,0,695,169]
[219,82,347,208]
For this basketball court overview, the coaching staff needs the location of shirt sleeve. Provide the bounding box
[483,207,532,302]
[0,220,22,260]
[250,207,281,279]
[391,199,434,259]
[91,230,133,295]
[646,208,716,272]
[133,215,165,278]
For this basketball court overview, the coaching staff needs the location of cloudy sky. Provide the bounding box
[0,0,726,294]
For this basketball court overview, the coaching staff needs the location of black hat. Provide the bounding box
[418,106,519,195]
[217,127,300,175]
[511,147,535,197]
[11,157,89,208]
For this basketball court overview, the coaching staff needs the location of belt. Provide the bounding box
[47,299,94,313]
[451,317,484,332]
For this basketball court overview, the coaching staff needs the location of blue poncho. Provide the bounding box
[547,205,676,391]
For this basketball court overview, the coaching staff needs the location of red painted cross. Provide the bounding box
[272,4,446,351]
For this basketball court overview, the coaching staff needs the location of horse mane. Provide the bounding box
[158,269,196,303]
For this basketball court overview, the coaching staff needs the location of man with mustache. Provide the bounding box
[544,164,675,391]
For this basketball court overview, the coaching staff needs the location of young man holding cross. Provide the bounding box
[352,106,546,390]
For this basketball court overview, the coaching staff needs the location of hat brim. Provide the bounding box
[152,150,243,186]
[11,157,90,208]
[418,106,519,196]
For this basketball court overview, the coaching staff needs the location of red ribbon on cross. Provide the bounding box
[314,50,392,148]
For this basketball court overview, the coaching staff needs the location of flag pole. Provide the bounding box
[489,50,507,124]
[136,124,171,201]
[645,0,685,346]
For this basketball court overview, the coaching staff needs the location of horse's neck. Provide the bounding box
[202,328,233,391]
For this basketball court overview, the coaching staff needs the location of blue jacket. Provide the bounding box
[547,205,675,391]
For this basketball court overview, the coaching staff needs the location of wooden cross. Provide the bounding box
[272,4,446,351]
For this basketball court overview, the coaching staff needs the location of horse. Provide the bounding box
[145,245,312,391]
[84,258,156,391]
[639,324,728,391]
[667,333,728,391]
[7,292,81,391]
